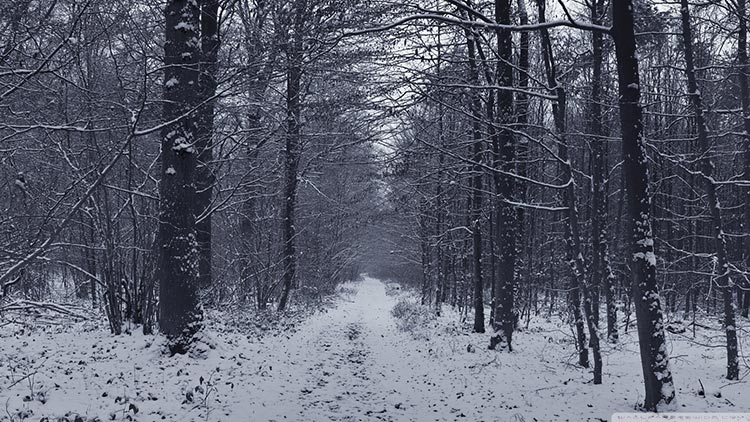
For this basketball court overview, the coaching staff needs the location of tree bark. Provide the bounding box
[159,0,203,354]
[612,0,675,409]
[490,0,517,352]
[737,0,750,319]
[277,0,305,311]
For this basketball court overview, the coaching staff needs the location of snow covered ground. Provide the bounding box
[1,276,749,421]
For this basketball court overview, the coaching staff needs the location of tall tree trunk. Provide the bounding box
[435,7,446,316]
[473,27,497,330]
[515,0,532,329]
[159,0,203,354]
[465,25,485,333]
[489,205,496,325]
[679,0,739,380]
[278,0,304,311]
[737,0,750,319]
[612,0,675,409]
[589,0,618,342]
[195,0,220,291]
[490,0,517,352]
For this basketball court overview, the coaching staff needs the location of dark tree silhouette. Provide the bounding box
[159,0,204,354]
[612,0,675,409]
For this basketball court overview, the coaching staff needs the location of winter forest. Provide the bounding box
[1,0,750,420]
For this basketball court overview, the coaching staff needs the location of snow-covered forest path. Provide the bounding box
[2,276,747,421]
[245,276,463,421]
[238,277,749,421]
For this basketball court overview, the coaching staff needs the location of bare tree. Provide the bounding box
[588,0,618,343]
[612,0,675,409]
[679,0,739,380]
[277,0,305,311]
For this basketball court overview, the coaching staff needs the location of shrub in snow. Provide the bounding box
[391,298,435,334]
[383,281,401,296]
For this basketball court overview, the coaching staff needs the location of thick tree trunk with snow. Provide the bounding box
[679,0,739,380]
[159,0,203,354]
[490,0,517,351]
[612,0,675,409]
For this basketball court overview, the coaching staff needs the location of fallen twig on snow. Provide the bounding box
[0,299,89,320]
